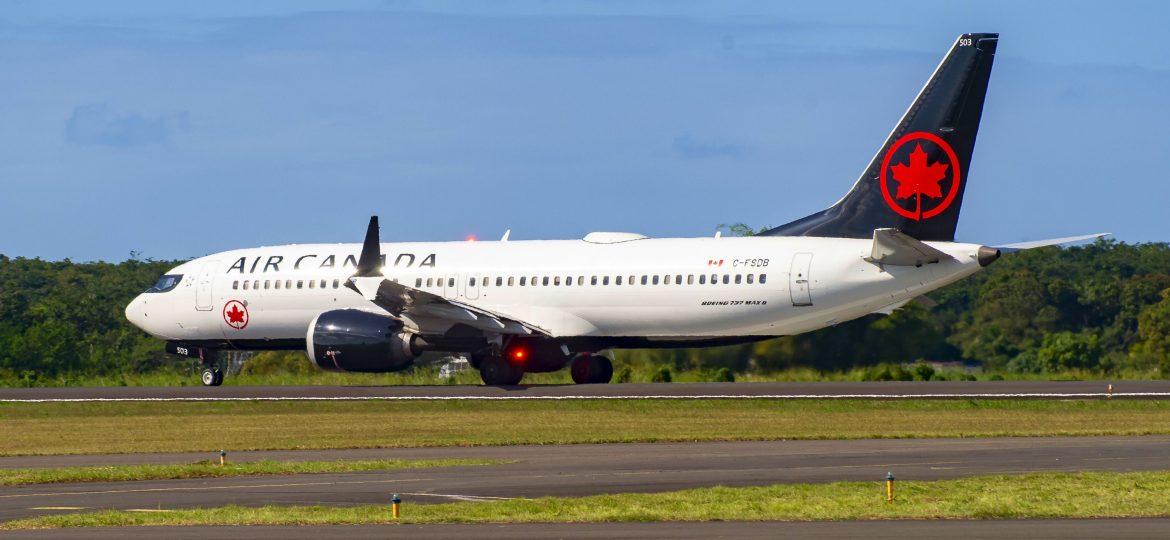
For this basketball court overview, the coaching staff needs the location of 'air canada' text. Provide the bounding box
[227,253,437,274]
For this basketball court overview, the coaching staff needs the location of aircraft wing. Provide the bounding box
[344,217,548,336]
[347,275,546,335]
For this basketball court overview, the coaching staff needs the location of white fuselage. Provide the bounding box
[125,234,987,346]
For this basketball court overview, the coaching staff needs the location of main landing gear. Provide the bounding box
[570,354,613,385]
[477,354,524,386]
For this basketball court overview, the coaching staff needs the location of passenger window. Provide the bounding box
[687,275,694,285]
[615,276,623,285]
[286,280,293,289]
[297,280,303,289]
[252,280,259,290]
[760,274,767,284]
[642,275,649,285]
[554,276,561,286]
[309,280,316,289]
[711,274,718,284]
[590,276,597,286]
[699,275,706,285]
[242,281,249,290]
[747,274,754,284]
[735,274,742,284]
[333,279,340,289]
[675,275,682,285]
[264,280,271,289]
[577,276,584,286]
[470,277,477,287]
[520,276,527,286]
[652,275,660,285]
[415,278,422,287]
[543,277,550,286]
[448,278,455,288]
[426,278,432,287]
[508,277,514,286]
[496,277,503,287]
[274,280,281,290]
[722,275,730,284]
[629,275,635,285]
[232,281,239,290]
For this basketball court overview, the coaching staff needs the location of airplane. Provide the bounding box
[125,33,1104,387]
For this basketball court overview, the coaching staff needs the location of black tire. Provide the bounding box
[201,368,217,387]
[212,369,224,387]
[590,355,613,384]
[480,356,523,386]
[570,355,592,384]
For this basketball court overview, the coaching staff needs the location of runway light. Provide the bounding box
[391,494,401,520]
[886,471,895,502]
[219,450,226,467]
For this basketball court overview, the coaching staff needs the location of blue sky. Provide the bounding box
[1,1,1167,262]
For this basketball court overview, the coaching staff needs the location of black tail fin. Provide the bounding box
[761,33,998,242]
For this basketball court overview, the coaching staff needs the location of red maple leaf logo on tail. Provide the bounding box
[890,143,949,199]
[226,305,245,324]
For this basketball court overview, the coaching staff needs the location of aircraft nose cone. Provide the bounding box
[125,295,148,330]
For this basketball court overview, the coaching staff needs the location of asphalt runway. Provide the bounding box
[3,436,1170,522]
[13,519,1170,540]
[4,380,1169,401]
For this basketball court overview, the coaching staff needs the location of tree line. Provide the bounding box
[1,238,1169,383]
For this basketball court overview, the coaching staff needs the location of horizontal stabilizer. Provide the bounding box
[995,233,1110,253]
[865,228,955,267]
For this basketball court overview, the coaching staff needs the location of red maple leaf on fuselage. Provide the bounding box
[890,143,949,199]
[226,305,245,324]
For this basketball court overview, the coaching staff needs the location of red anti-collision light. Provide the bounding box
[511,348,527,361]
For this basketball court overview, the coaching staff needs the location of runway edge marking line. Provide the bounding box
[4,392,1170,402]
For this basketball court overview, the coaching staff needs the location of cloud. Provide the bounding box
[64,103,187,147]
[672,135,746,159]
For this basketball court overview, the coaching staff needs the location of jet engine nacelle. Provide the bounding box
[306,309,418,373]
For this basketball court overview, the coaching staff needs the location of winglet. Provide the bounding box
[354,216,383,277]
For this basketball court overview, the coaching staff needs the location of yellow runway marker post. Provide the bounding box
[886,471,895,502]
[391,494,401,520]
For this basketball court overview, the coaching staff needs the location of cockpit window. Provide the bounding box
[145,274,183,293]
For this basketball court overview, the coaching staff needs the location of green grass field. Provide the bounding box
[3,399,1169,456]
[0,458,506,486]
[6,471,1170,528]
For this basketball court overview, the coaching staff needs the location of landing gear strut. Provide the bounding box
[570,354,613,384]
[197,348,223,387]
[478,355,524,386]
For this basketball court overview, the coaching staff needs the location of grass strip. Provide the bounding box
[0,458,506,486]
[5,471,1170,529]
[2,399,1170,456]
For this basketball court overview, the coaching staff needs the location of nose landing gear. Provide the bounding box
[200,367,224,387]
